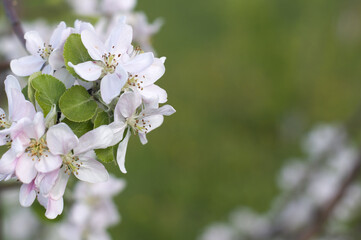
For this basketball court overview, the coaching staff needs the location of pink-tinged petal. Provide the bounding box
[74,126,114,154]
[24,31,45,55]
[116,129,131,173]
[141,84,168,104]
[81,30,105,61]
[10,118,32,145]
[19,181,36,207]
[69,61,102,81]
[105,22,132,54]
[36,170,59,196]
[47,123,79,155]
[35,153,62,173]
[114,91,142,120]
[4,75,21,96]
[76,154,109,183]
[0,128,11,146]
[100,71,126,104]
[32,112,45,140]
[16,154,37,184]
[49,22,67,48]
[0,149,17,175]
[11,138,27,156]
[49,49,65,70]
[45,197,64,219]
[10,89,36,122]
[10,55,45,77]
[50,167,69,200]
[108,122,126,146]
[138,57,166,86]
[123,52,154,74]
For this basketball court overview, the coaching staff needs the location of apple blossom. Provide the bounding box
[69,20,154,104]
[10,22,71,76]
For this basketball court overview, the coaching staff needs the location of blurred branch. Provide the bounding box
[2,0,25,48]
[296,154,361,240]
[0,182,20,191]
[0,61,10,71]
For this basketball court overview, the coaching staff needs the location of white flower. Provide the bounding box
[109,91,175,173]
[10,22,71,76]
[102,0,137,14]
[69,20,154,104]
[123,57,168,104]
[0,112,62,184]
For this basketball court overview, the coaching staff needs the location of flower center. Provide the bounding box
[127,114,151,134]
[25,138,49,161]
[37,43,54,60]
[123,74,145,91]
[62,152,82,175]
[102,49,121,74]
[0,113,11,128]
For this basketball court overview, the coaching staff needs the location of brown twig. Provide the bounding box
[0,182,20,191]
[296,155,361,240]
[2,0,25,48]
[0,61,10,71]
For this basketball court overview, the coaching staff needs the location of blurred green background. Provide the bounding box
[2,0,361,239]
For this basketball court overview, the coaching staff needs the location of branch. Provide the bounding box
[0,182,20,191]
[296,154,361,240]
[0,61,10,71]
[2,0,25,48]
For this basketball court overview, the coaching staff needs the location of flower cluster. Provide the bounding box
[0,17,174,219]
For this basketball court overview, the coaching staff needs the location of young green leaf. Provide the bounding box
[95,147,115,163]
[62,118,94,137]
[63,33,93,79]
[31,74,66,116]
[59,85,98,122]
[94,111,110,128]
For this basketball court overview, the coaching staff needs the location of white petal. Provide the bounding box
[76,155,109,183]
[116,129,131,173]
[42,64,53,75]
[138,57,166,86]
[105,22,132,54]
[0,149,17,175]
[108,122,126,146]
[145,104,176,117]
[19,182,36,207]
[24,31,45,55]
[100,71,126,104]
[49,21,66,48]
[81,30,106,61]
[47,123,79,155]
[10,55,45,77]
[114,91,142,120]
[49,48,65,70]
[0,128,11,146]
[15,154,37,184]
[35,153,62,173]
[69,61,102,81]
[53,68,76,89]
[74,126,114,154]
[139,132,148,145]
[142,115,164,133]
[141,84,168,104]
[50,167,69,200]
[123,52,154,74]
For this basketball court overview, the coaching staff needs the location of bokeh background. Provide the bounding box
[2,0,361,239]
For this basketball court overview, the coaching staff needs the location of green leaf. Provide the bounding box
[63,33,93,79]
[28,72,41,104]
[59,85,98,122]
[31,74,66,116]
[93,111,110,128]
[95,146,115,163]
[62,118,93,137]
[22,85,29,100]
